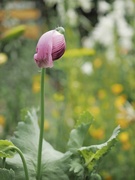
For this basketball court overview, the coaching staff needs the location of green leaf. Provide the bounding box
[79,125,120,172]
[0,140,16,158]
[0,168,15,180]
[6,109,71,180]
[67,111,94,152]
[69,156,84,179]
[41,152,72,180]
[64,48,95,58]
[0,25,26,43]
[90,173,102,180]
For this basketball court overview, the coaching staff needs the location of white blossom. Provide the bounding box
[67,9,78,27]
[98,0,111,14]
[81,62,93,75]
[78,0,92,12]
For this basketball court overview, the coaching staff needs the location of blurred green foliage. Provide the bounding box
[0,0,135,179]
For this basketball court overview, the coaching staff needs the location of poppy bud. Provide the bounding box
[34,27,66,68]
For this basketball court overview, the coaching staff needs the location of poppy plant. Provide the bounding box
[34,27,66,68]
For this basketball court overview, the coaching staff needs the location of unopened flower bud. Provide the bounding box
[34,27,66,68]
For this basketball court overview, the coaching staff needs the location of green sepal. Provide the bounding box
[55,27,65,34]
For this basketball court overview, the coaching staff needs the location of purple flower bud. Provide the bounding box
[34,27,66,68]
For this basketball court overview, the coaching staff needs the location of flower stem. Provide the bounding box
[37,68,45,180]
[2,157,6,168]
[12,146,29,180]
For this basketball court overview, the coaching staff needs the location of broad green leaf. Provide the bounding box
[0,168,15,180]
[6,109,71,180]
[79,125,120,172]
[0,140,16,158]
[41,152,72,180]
[67,111,94,152]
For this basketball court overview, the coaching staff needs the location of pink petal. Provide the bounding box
[34,29,66,68]
[52,33,66,60]
[34,30,54,68]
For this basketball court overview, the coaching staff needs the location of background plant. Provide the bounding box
[0,0,135,179]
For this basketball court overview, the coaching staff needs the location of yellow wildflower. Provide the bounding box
[44,120,50,131]
[102,171,113,180]
[111,84,123,94]
[0,53,8,65]
[87,96,96,105]
[114,95,126,108]
[89,127,104,140]
[98,89,106,99]
[32,75,40,93]
[52,110,60,118]
[74,106,83,114]
[53,93,64,101]
[90,106,100,116]
[93,58,102,68]
[0,115,6,126]
[122,141,131,150]
[119,132,131,150]
[119,132,129,143]
[32,81,40,93]
[116,118,129,128]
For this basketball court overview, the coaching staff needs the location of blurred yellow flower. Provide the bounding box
[32,75,40,93]
[119,132,129,143]
[93,58,102,68]
[89,127,104,140]
[122,141,131,150]
[102,171,113,180]
[119,132,131,150]
[44,120,50,131]
[74,106,83,114]
[71,81,80,89]
[32,81,40,93]
[116,118,129,128]
[114,95,126,108]
[111,84,124,94]
[53,93,64,101]
[0,115,6,126]
[90,106,100,116]
[87,96,96,105]
[52,110,60,118]
[105,175,113,180]
[0,53,8,65]
[98,89,106,99]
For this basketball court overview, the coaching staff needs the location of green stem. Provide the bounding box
[37,68,45,180]
[2,157,6,168]
[11,146,29,180]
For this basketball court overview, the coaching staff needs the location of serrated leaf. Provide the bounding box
[0,168,15,180]
[67,111,94,152]
[79,125,120,172]
[69,157,84,176]
[6,109,70,180]
[0,140,16,158]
